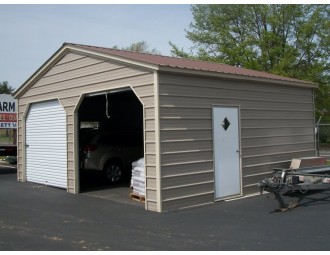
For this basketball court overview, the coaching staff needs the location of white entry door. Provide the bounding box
[26,100,67,189]
[213,106,241,200]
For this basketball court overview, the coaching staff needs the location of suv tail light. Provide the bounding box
[82,144,97,152]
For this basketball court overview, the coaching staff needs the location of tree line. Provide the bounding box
[2,5,329,121]
[170,4,330,122]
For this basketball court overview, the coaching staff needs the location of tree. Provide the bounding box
[113,41,161,55]
[170,4,330,120]
[0,81,14,94]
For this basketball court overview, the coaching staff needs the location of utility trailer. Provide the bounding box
[259,165,330,212]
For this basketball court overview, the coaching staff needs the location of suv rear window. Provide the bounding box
[97,131,143,146]
[80,129,97,145]
[97,133,122,145]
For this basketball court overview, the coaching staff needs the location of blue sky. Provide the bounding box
[0,4,194,89]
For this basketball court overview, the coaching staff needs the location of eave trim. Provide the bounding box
[14,43,317,99]
[158,66,318,89]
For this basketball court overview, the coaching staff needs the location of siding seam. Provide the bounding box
[242,134,314,139]
[243,141,315,149]
[241,117,314,120]
[160,128,212,131]
[162,191,214,202]
[242,149,316,159]
[160,117,211,120]
[243,171,273,178]
[161,139,212,143]
[242,125,314,129]
[162,180,214,190]
[25,72,151,97]
[53,55,87,67]
[161,160,213,167]
[162,170,214,178]
[160,94,312,105]
[162,149,212,155]
[243,183,262,188]
[159,80,312,96]
[243,160,293,168]
[43,61,111,78]
[37,66,127,87]
[160,105,314,112]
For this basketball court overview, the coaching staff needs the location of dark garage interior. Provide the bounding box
[78,89,144,197]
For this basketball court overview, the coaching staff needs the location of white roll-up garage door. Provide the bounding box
[26,100,67,189]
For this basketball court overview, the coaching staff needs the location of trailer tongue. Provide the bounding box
[259,165,330,212]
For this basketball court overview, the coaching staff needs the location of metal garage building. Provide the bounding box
[14,43,317,212]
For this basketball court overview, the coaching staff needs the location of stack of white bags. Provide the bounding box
[131,157,145,197]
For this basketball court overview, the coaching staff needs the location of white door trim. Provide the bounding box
[212,105,242,201]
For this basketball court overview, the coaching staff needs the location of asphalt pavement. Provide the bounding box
[1,163,330,251]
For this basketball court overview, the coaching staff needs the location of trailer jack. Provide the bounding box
[259,165,330,212]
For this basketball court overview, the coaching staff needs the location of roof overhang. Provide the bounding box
[14,43,318,99]
[158,66,318,89]
[13,43,160,99]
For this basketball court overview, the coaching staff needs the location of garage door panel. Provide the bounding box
[26,100,67,189]
[27,149,67,155]
[26,137,67,142]
[26,172,67,180]
[26,126,66,132]
[26,176,67,188]
[27,156,67,163]
[26,169,67,178]
[26,141,67,146]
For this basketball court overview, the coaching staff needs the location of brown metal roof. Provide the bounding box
[65,42,313,85]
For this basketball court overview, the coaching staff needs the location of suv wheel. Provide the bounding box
[103,160,123,185]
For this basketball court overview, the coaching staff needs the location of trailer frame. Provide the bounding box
[259,165,330,211]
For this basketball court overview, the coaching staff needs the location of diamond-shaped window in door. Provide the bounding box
[222,117,231,131]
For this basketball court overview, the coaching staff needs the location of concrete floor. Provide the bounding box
[79,170,145,208]
[82,186,145,207]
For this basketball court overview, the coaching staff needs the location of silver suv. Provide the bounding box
[80,130,143,184]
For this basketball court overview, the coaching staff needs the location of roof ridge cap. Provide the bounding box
[63,42,314,86]
[64,42,229,64]
[65,42,166,57]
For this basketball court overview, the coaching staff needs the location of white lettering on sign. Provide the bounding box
[0,94,17,129]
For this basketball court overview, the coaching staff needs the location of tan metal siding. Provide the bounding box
[159,73,315,211]
[162,182,213,201]
[44,56,103,77]
[54,52,85,65]
[24,69,151,98]
[146,166,156,178]
[162,193,214,211]
[17,52,157,210]
[162,171,214,188]
[162,151,213,165]
[36,62,125,88]
[162,161,213,177]
[162,140,212,154]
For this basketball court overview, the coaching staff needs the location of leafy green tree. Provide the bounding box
[315,75,330,123]
[170,4,330,120]
[113,41,161,55]
[0,81,14,94]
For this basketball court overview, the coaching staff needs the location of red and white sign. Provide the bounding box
[0,94,17,129]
